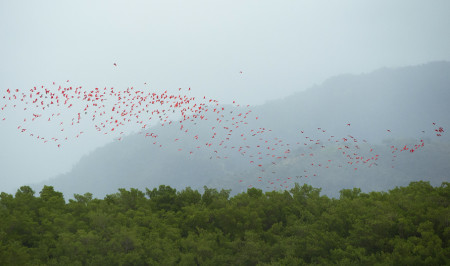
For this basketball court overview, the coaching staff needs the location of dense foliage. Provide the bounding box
[1,181,449,265]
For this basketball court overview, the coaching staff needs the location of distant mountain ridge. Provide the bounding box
[33,61,450,198]
[254,61,450,142]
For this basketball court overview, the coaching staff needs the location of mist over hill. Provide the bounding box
[33,62,450,198]
[254,61,450,142]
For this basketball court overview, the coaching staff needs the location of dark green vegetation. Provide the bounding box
[1,182,449,265]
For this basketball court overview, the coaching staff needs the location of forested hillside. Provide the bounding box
[34,62,450,198]
[1,182,449,265]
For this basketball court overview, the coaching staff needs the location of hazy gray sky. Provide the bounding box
[1,0,449,193]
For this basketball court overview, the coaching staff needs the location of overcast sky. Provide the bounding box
[1,0,449,193]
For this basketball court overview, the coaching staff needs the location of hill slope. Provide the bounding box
[33,61,450,198]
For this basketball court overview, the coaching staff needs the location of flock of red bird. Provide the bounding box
[1,76,445,190]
